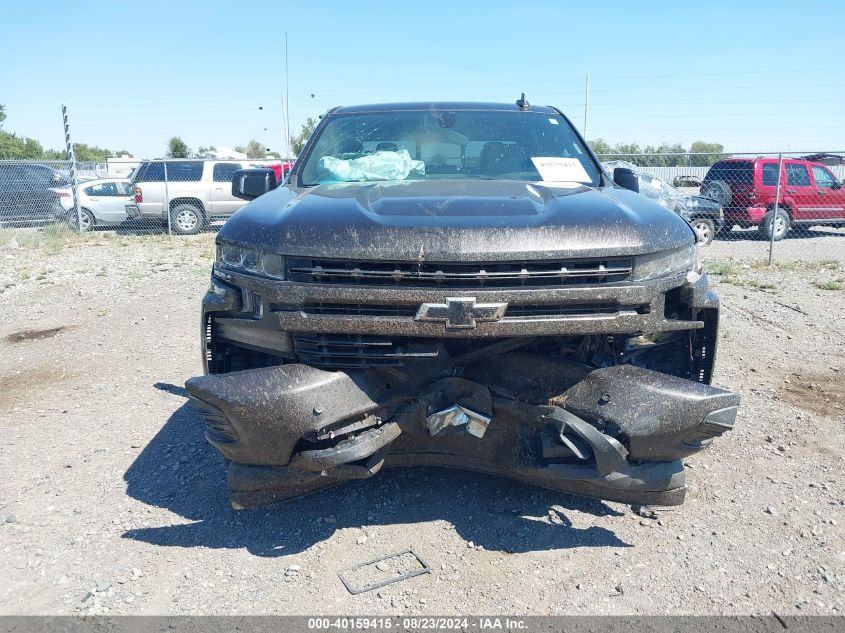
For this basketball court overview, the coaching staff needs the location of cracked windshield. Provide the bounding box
[299,109,601,185]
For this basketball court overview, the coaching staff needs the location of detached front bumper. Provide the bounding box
[187,264,735,509]
[186,360,739,509]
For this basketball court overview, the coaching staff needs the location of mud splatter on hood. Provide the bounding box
[219,179,695,261]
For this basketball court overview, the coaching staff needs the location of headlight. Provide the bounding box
[632,243,699,281]
[216,243,285,279]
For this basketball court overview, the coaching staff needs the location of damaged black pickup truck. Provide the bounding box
[185,101,740,510]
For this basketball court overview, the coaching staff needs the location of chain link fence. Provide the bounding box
[0,158,288,240]
[0,160,77,232]
[597,151,845,265]
[2,153,844,267]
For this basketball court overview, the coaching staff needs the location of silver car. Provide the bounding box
[50,178,133,231]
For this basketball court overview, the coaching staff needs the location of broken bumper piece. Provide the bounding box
[185,362,739,510]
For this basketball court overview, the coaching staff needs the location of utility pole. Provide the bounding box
[281,94,290,161]
[284,31,292,160]
[583,75,589,140]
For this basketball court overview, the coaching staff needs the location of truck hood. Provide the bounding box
[219,179,695,260]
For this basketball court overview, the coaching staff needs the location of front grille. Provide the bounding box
[204,313,219,374]
[292,302,646,320]
[293,334,440,368]
[299,303,418,317]
[286,257,632,287]
[503,304,646,319]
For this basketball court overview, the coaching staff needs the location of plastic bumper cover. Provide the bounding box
[186,362,739,510]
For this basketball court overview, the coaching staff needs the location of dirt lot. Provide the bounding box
[0,228,843,616]
[709,225,845,263]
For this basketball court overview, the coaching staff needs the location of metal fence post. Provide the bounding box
[61,104,83,235]
[164,161,171,237]
[768,153,784,265]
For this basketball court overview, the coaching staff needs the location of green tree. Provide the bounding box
[608,143,644,165]
[290,117,317,156]
[688,141,724,167]
[244,138,268,159]
[167,136,190,158]
[196,145,216,156]
[44,144,124,162]
[587,141,722,168]
[653,143,687,167]
[633,143,687,167]
[0,132,44,159]
[0,105,130,160]
[71,143,114,162]
[588,138,613,156]
[0,105,43,159]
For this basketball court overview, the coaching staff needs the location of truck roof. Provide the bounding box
[332,101,560,114]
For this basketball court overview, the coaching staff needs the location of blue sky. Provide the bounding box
[1,0,843,158]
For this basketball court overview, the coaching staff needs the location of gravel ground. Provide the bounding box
[0,229,842,616]
[708,225,845,263]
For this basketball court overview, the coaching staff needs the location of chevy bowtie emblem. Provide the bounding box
[415,297,508,329]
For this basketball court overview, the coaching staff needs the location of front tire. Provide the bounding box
[690,218,715,246]
[758,207,790,241]
[69,208,95,232]
[170,204,204,235]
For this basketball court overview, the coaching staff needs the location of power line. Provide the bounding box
[589,125,844,132]
[587,110,845,119]
[50,94,845,113]
[579,97,845,107]
[10,67,837,109]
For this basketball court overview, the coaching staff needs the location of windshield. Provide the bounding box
[298,109,601,186]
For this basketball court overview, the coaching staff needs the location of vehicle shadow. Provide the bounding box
[114,220,222,236]
[122,383,631,557]
[113,220,168,236]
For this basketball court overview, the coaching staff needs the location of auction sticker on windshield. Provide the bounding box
[531,156,590,183]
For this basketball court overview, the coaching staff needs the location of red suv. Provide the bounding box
[701,157,845,240]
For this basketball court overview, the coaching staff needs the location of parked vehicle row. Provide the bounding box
[3,155,844,244]
[1,158,289,233]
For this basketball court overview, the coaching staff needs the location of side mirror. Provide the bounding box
[232,168,278,201]
[831,180,842,190]
[613,167,639,193]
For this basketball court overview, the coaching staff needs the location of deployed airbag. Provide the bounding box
[317,149,425,182]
